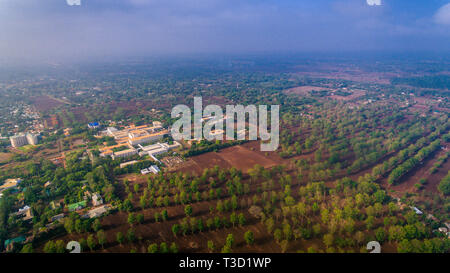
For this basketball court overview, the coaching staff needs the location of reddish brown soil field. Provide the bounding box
[328,89,365,101]
[31,96,64,112]
[176,142,285,175]
[381,144,449,197]
[284,86,331,96]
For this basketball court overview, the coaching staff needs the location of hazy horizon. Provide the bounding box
[0,0,449,64]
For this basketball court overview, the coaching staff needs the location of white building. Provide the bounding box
[9,133,39,147]
[149,165,160,174]
[10,134,28,148]
[92,193,103,207]
[138,141,181,157]
[26,133,39,145]
[111,148,138,160]
[106,127,118,135]
[411,206,423,215]
[128,131,166,146]
[120,160,138,168]
[141,165,160,175]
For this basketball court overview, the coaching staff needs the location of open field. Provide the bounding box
[31,95,65,112]
[284,86,331,96]
[0,152,12,163]
[175,142,284,175]
[328,89,366,101]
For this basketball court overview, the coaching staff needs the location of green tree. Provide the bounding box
[184,205,193,217]
[274,228,283,243]
[97,230,106,248]
[170,242,178,253]
[323,234,334,248]
[127,228,136,243]
[20,244,33,253]
[55,240,65,253]
[128,212,136,226]
[238,213,246,226]
[226,233,234,248]
[244,230,254,246]
[87,234,96,251]
[92,219,101,232]
[43,241,56,253]
[161,210,168,221]
[207,240,215,253]
[136,214,144,224]
[160,242,169,253]
[64,218,74,234]
[148,243,158,253]
[116,232,124,245]
[221,244,232,253]
[172,224,180,237]
[375,228,386,243]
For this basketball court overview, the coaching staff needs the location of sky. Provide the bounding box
[0,0,449,63]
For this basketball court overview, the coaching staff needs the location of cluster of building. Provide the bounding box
[9,133,39,148]
[99,122,171,160]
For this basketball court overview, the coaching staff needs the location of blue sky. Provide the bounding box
[0,0,449,63]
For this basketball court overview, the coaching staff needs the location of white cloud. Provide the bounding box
[434,3,450,25]
[366,0,381,6]
[66,0,81,6]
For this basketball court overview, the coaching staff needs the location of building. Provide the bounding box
[9,133,39,147]
[10,134,28,148]
[63,128,72,136]
[128,130,167,146]
[51,213,65,222]
[88,122,100,129]
[26,133,39,145]
[411,206,423,215]
[82,205,110,219]
[438,227,448,233]
[92,193,103,207]
[99,123,169,159]
[4,236,26,248]
[0,178,22,193]
[106,127,118,135]
[106,124,163,140]
[138,141,181,157]
[111,148,138,160]
[149,165,161,174]
[50,200,63,210]
[120,160,138,168]
[15,205,33,221]
[139,142,169,156]
[141,165,160,175]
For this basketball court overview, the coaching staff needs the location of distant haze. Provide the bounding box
[0,0,449,64]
